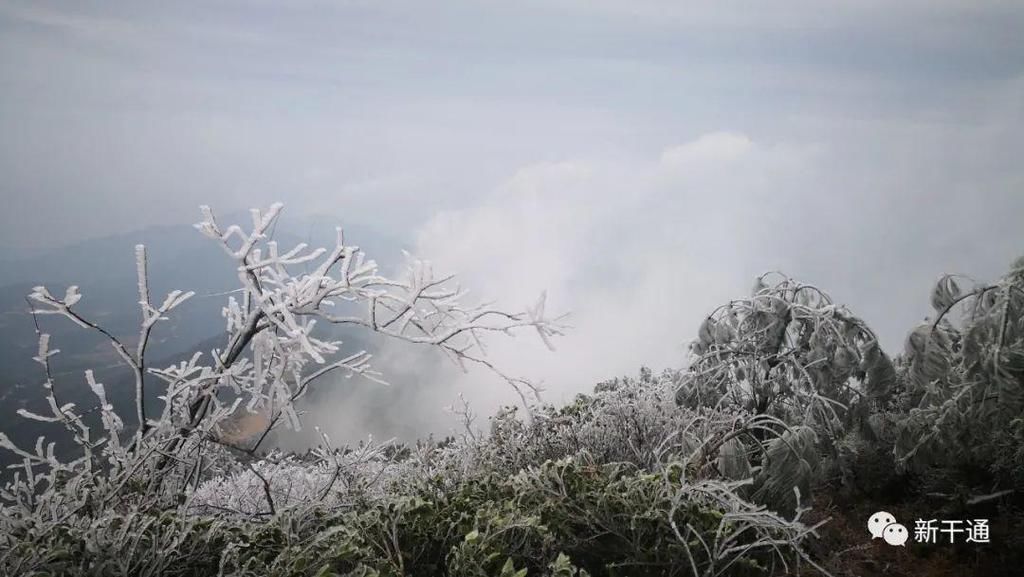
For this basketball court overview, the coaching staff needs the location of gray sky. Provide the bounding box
[3,0,1024,417]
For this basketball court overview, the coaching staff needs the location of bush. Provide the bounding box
[2,458,824,577]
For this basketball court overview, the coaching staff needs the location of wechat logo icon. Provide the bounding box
[868,511,908,546]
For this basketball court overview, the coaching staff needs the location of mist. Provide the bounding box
[2,0,1023,445]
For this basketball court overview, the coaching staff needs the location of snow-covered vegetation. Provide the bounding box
[2,205,1022,576]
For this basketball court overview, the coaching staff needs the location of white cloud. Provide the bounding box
[659,131,753,167]
[4,1,1024,445]
[409,132,816,410]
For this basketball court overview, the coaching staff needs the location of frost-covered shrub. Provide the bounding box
[179,365,834,574]
[990,417,1024,488]
[671,274,895,516]
[185,370,704,516]
[188,454,339,516]
[677,273,895,439]
[187,437,416,516]
[2,457,826,577]
[0,204,565,573]
[466,368,699,474]
[894,257,1024,485]
[822,420,903,500]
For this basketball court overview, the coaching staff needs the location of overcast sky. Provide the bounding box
[2,1,1024,419]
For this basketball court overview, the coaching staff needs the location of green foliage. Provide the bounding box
[2,458,821,577]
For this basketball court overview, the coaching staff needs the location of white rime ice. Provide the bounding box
[2,202,566,529]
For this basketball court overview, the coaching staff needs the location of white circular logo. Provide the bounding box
[868,511,896,539]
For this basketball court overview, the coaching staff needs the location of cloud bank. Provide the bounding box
[3,1,1024,443]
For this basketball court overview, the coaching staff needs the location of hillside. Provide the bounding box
[1,206,1022,576]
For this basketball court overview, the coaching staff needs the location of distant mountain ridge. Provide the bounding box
[0,210,405,288]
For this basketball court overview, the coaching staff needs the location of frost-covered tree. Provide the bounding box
[896,258,1024,489]
[675,272,898,514]
[0,203,566,538]
[678,272,896,432]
